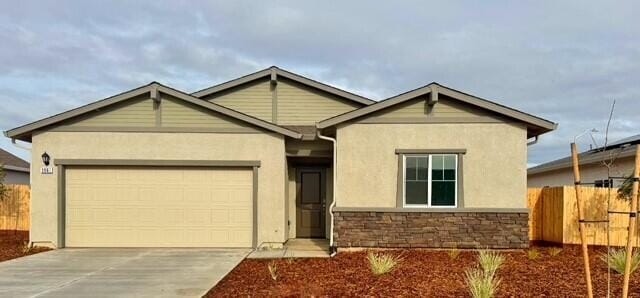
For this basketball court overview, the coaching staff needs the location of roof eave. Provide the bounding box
[5,82,303,142]
[2,165,30,173]
[191,68,273,98]
[317,84,437,129]
[157,84,303,139]
[5,84,155,142]
[317,83,558,136]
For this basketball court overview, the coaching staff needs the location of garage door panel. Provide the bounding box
[163,209,185,226]
[186,209,211,225]
[138,208,160,225]
[211,209,230,224]
[230,228,253,245]
[66,166,253,247]
[184,188,212,204]
[230,208,252,225]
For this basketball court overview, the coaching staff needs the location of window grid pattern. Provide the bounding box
[403,154,457,207]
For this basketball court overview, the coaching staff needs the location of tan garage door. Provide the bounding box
[65,166,253,247]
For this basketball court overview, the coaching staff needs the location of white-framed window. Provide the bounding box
[403,154,457,208]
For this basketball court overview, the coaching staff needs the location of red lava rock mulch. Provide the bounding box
[206,245,640,297]
[0,230,51,262]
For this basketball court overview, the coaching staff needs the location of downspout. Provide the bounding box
[317,129,337,256]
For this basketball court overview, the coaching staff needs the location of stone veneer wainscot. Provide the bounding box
[333,208,529,249]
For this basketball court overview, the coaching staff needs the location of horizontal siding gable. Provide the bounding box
[63,95,155,127]
[364,95,500,120]
[161,95,254,129]
[277,78,361,125]
[204,78,272,122]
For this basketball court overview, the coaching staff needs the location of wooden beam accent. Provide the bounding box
[270,68,277,85]
[428,84,438,105]
[571,142,594,298]
[271,68,278,123]
[622,145,640,298]
[150,85,159,102]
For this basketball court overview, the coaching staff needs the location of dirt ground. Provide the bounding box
[207,245,640,297]
[0,230,51,263]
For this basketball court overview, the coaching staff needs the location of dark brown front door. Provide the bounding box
[296,168,326,238]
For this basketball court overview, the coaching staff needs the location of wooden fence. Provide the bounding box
[528,186,640,247]
[0,184,30,231]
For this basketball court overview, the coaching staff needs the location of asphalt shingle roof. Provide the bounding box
[528,134,640,175]
[0,148,29,169]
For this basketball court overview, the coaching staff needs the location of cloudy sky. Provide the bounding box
[1,1,638,166]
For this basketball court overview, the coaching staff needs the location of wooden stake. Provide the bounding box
[571,142,594,298]
[622,145,640,298]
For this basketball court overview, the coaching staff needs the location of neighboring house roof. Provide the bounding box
[4,82,303,142]
[192,66,376,106]
[606,134,640,148]
[528,135,640,175]
[317,83,557,138]
[0,148,30,173]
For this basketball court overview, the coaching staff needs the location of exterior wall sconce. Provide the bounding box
[42,152,50,166]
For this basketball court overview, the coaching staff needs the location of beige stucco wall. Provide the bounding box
[336,123,528,209]
[30,131,287,247]
[528,156,635,188]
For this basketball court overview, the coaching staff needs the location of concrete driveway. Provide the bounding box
[0,248,249,297]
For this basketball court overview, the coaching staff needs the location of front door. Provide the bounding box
[296,168,326,238]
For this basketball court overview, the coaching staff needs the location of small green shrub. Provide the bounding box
[465,267,501,298]
[548,247,562,257]
[478,250,504,275]
[527,249,541,260]
[267,261,278,281]
[600,248,640,274]
[448,248,461,260]
[367,251,400,276]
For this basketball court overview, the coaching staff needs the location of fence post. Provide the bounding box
[571,142,594,298]
[622,146,640,298]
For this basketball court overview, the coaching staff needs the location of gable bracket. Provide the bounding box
[150,85,160,103]
[427,85,438,106]
[270,68,278,85]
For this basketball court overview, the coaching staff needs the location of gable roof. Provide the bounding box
[4,82,302,142]
[528,135,640,175]
[192,66,376,106]
[316,82,557,137]
[0,148,30,172]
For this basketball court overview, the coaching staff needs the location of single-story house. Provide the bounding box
[0,148,30,185]
[4,66,556,250]
[529,134,639,188]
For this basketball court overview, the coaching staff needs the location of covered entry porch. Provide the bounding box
[285,139,334,242]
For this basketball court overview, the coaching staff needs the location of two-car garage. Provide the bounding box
[7,82,294,250]
[59,161,258,248]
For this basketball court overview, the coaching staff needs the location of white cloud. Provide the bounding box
[1,0,638,165]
